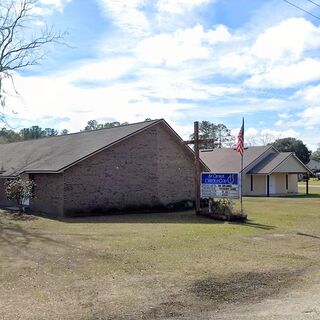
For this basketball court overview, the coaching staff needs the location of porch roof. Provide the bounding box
[248,152,312,175]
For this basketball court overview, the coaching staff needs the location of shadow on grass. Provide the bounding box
[0,214,68,249]
[59,210,226,225]
[56,211,276,231]
[229,220,276,230]
[297,232,320,240]
[190,269,301,305]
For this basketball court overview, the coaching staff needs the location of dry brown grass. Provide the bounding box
[1,192,320,319]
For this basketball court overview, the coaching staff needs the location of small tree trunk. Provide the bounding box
[17,200,24,215]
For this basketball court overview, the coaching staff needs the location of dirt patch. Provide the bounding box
[145,300,186,319]
[191,269,303,305]
[141,270,304,320]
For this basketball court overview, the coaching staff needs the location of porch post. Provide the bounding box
[267,175,270,197]
[306,174,309,195]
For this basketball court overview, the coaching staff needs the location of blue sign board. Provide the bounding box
[201,173,240,199]
[201,173,238,185]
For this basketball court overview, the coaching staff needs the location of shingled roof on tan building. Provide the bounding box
[200,146,271,173]
[247,152,292,174]
[200,146,312,175]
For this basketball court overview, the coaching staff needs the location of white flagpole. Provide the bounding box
[240,118,244,215]
[240,151,243,215]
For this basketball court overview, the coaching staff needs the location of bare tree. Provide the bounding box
[259,132,276,146]
[246,136,257,147]
[0,0,64,108]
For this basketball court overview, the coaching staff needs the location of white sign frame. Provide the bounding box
[200,172,241,199]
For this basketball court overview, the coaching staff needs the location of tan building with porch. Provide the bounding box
[200,146,312,196]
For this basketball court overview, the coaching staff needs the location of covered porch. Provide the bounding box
[245,152,313,196]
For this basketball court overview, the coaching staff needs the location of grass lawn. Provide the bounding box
[1,190,320,319]
[299,179,320,194]
[308,179,320,185]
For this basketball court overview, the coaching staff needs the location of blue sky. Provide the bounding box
[5,0,320,149]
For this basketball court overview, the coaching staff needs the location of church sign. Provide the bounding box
[200,173,240,199]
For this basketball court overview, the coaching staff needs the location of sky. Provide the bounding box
[3,0,320,150]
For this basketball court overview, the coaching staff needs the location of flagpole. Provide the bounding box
[238,117,244,215]
[240,152,243,215]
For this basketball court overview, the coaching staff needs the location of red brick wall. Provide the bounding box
[31,174,64,216]
[63,126,159,215]
[62,123,195,216]
[156,124,195,204]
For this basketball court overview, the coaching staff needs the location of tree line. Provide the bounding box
[0,119,319,164]
[0,126,68,144]
[0,119,135,144]
[188,121,318,165]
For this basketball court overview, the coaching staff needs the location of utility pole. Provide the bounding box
[184,121,215,215]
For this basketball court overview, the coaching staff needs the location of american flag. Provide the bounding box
[236,118,244,156]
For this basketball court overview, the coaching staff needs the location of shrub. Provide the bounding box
[209,199,234,217]
[5,178,35,214]
[208,199,246,221]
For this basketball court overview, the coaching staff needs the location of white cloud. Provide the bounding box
[240,126,300,146]
[138,74,241,100]
[4,69,197,133]
[271,107,320,130]
[32,0,71,14]
[278,113,291,119]
[217,17,320,86]
[296,84,320,102]
[61,58,137,83]
[261,128,299,138]
[246,128,258,137]
[218,52,254,75]
[251,18,320,62]
[157,0,212,14]
[297,107,320,127]
[246,58,320,88]
[33,20,46,27]
[39,0,63,7]
[136,24,231,66]
[97,0,150,35]
[4,1,320,151]
[274,120,284,126]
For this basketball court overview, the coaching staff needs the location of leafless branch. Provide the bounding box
[0,0,66,111]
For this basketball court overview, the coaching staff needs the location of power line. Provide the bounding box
[305,0,320,9]
[282,0,320,20]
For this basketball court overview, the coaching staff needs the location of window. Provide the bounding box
[286,174,288,190]
[251,175,253,191]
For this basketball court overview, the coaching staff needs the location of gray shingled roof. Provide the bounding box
[200,146,271,173]
[0,119,161,177]
[247,152,291,174]
[308,159,320,171]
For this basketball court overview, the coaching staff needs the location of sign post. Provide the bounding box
[194,122,201,214]
[183,121,216,215]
